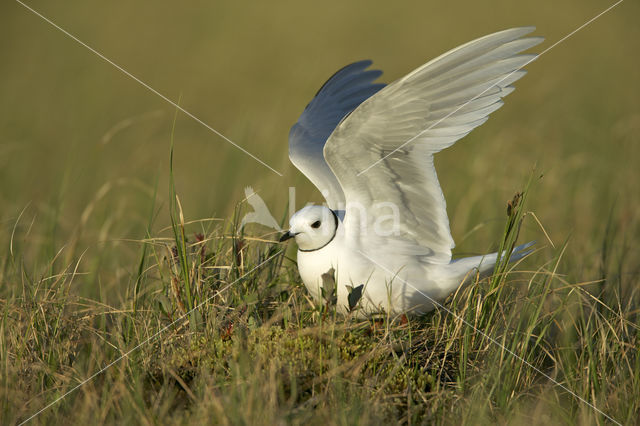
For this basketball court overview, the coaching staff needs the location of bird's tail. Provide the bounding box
[448,241,535,281]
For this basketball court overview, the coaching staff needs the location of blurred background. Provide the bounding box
[1,0,638,301]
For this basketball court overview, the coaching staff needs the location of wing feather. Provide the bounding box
[323,27,543,263]
[289,60,385,208]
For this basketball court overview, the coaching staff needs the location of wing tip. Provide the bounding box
[489,26,539,43]
[527,35,545,44]
[510,26,537,36]
[356,59,374,67]
[313,59,379,97]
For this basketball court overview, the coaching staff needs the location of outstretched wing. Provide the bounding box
[289,60,386,209]
[324,27,543,263]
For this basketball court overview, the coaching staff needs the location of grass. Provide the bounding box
[2,0,640,424]
[1,165,638,424]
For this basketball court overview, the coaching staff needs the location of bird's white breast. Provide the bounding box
[296,242,342,303]
[296,238,453,315]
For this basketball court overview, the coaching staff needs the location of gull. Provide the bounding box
[280,27,542,315]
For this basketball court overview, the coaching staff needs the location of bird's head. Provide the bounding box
[279,205,338,252]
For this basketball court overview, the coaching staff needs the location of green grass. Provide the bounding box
[2,171,638,424]
[2,0,640,424]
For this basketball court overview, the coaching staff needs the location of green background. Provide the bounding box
[2,0,638,294]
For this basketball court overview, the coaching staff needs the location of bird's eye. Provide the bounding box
[311,220,321,229]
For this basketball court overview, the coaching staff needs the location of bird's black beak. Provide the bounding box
[279,231,295,242]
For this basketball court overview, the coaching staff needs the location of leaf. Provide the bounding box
[155,294,173,316]
[347,284,364,312]
[321,267,337,307]
[189,309,203,333]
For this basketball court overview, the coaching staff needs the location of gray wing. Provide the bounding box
[324,27,543,263]
[289,60,385,209]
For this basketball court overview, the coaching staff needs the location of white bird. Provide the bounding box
[281,27,542,315]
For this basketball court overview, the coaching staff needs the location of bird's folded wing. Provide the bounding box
[324,27,543,264]
[289,60,386,209]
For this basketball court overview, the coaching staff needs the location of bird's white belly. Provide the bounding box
[296,243,452,315]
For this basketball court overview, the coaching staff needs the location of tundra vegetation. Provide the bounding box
[2,1,638,424]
